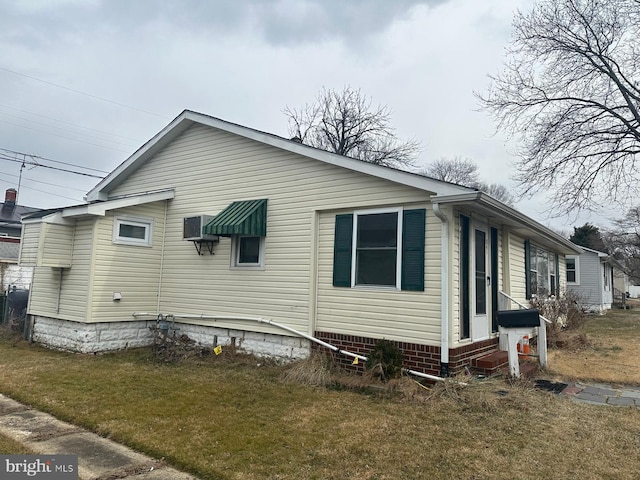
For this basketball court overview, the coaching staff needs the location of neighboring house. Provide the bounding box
[0,188,40,291]
[19,110,580,377]
[612,261,630,296]
[566,246,616,312]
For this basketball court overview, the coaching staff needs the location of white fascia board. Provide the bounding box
[432,191,582,255]
[63,189,175,218]
[87,110,474,201]
[22,211,71,226]
[579,245,609,258]
[85,113,192,201]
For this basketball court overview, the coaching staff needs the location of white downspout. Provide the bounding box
[432,202,449,377]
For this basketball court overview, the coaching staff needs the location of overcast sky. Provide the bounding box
[0,0,620,232]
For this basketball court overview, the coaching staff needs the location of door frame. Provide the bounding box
[471,218,491,342]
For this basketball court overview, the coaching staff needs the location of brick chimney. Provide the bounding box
[2,188,17,213]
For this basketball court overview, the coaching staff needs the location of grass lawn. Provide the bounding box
[548,307,640,385]
[0,322,639,479]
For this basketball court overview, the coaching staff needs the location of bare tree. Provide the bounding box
[285,86,419,168]
[476,182,515,206]
[477,0,640,215]
[420,156,480,185]
[420,157,515,205]
[605,206,640,283]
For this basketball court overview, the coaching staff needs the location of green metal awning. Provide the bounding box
[204,199,267,237]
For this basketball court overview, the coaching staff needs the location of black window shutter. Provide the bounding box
[401,209,426,291]
[524,240,531,299]
[333,214,353,287]
[555,253,560,293]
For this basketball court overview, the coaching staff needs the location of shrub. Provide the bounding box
[529,290,588,348]
[365,339,404,382]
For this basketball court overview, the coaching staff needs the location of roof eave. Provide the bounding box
[432,192,582,255]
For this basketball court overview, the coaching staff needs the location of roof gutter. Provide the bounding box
[432,201,450,377]
[433,191,582,255]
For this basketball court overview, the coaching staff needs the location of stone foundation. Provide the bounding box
[30,316,311,360]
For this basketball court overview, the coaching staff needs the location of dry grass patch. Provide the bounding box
[1,333,640,479]
[0,432,35,454]
[548,308,640,385]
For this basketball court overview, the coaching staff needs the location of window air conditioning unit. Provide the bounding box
[183,215,218,241]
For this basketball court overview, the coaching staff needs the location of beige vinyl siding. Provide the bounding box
[28,219,92,321]
[558,254,567,292]
[316,204,439,345]
[105,124,436,336]
[508,232,527,305]
[90,204,166,322]
[39,224,73,267]
[19,223,41,266]
[450,210,461,342]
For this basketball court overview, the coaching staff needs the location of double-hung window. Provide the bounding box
[333,207,425,291]
[354,210,401,287]
[113,216,153,247]
[566,256,578,284]
[525,241,559,298]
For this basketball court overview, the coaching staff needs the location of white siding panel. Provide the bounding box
[103,125,437,337]
[40,224,74,267]
[19,223,41,266]
[509,232,527,306]
[90,204,166,323]
[28,220,92,321]
[58,219,92,320]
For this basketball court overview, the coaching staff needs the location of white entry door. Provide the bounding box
[471,222,490,341]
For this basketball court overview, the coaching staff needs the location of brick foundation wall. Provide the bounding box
[314,331,500,377]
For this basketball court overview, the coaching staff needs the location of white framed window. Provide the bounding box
[566,255,579,285]
[231,235,265,269]
[113,216,153,247]
[352,207,402,289]
[527,243,558,296]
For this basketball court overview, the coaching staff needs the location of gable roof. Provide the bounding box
[84,109,579,256]
[86,110,474,202]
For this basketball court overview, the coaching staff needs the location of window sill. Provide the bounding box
[352,284,400,292]
[230,265,265,271]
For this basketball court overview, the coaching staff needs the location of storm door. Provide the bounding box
[471,221,490,341]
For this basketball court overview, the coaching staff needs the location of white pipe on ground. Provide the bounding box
[132,312,449,383]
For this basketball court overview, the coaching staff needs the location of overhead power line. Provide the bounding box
[0,175,84,202]
[0,170,88,192]
[0,103,144,143]
[0,118,132,153]
[0,110,139,149]
[0,65,170,120]
[0,150,106,179]
[0,147,110,174]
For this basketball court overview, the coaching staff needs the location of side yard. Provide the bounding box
[0,329,640,480]
[547,306,640,385]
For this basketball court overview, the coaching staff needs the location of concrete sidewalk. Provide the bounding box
[561,382,640,407]
[0,394,198,480]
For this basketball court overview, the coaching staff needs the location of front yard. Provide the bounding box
[547,307,640,385]
[0,310,639,479]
